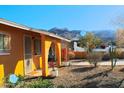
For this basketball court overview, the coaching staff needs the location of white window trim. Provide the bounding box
[0,53,10,55]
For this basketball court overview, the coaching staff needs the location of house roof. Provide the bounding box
[0,18,71,42]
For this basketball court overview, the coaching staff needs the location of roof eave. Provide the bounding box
[31,29,71,42]
[0,18,71,42]
[0,18,30,30]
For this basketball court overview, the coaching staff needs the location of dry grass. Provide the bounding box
[50,65,124,88]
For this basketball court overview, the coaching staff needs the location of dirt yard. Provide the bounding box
[50,65,124,88]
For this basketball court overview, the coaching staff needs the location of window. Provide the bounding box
[0,33,11,53]
[34,39,41,55]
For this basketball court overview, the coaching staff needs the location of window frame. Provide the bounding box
[0,32,11,55]
[33,38,41,56]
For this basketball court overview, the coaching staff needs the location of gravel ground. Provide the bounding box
[50,65,124,88]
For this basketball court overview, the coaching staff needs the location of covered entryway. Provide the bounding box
[48,42,56,67]
[41,35,62,77]
[23,34,70,77]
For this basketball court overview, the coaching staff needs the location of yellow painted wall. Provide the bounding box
[14,60,24,76]
[0,64,4,87]
[39,57,42,68]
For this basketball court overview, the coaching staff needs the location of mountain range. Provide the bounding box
[49,27,116,41]
[48,27,81,40]
[93,30,116,41]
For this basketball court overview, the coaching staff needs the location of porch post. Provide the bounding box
[56,42,62,67]
[41,35,49,77]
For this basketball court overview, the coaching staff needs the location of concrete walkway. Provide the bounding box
[70,59,124,66]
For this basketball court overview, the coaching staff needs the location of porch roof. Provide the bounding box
[0,18,71,42]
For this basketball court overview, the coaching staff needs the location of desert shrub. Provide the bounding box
[87,52,103,67]
[68,51,75,59]
[102,53,110,61]
[74,51,87,59]
[24,78,54,88]
[116,49,124,59]
[68,51,87,59]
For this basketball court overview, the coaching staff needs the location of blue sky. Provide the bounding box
[0,5,124,32]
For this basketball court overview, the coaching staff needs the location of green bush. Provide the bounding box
[17,75,24,81]
[57,85,65,88]
[4,74,54,88]
[24,78,54,88]
[4,74,24,88]
[4,74,14,88]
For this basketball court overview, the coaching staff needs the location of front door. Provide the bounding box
[24,35,33,75]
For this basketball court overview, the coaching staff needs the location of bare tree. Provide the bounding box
[116,29,124,48]
[78,32,103,67]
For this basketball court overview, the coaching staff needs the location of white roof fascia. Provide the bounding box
[0,18,71,42]
[0,18,30,30]
[31,29,71,42]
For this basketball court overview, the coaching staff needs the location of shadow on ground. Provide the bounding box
[70,59,86,62]
[71,66,95,73]
[71,79,124,88]
[119,68,124,72]
[71,68,124,88]
[71,81,100,88]
[81,69,112,81]
[73,68,124,88]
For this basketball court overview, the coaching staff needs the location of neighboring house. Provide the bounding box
[0,18,70,85]
[73,42,85,52]
[73,41,112,52]
[93,46,110,52]
[71,36,85,52]
[72,38,111,53]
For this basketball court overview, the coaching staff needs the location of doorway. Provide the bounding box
[48,42,57,67]
[24,35,33,75]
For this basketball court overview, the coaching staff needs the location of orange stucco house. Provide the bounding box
[0,18,70,85]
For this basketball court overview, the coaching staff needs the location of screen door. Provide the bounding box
[24,36,33,75]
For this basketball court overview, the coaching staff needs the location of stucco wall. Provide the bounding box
[0,24,24,78]
[0,24,42,80]
[0,23,63,84]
